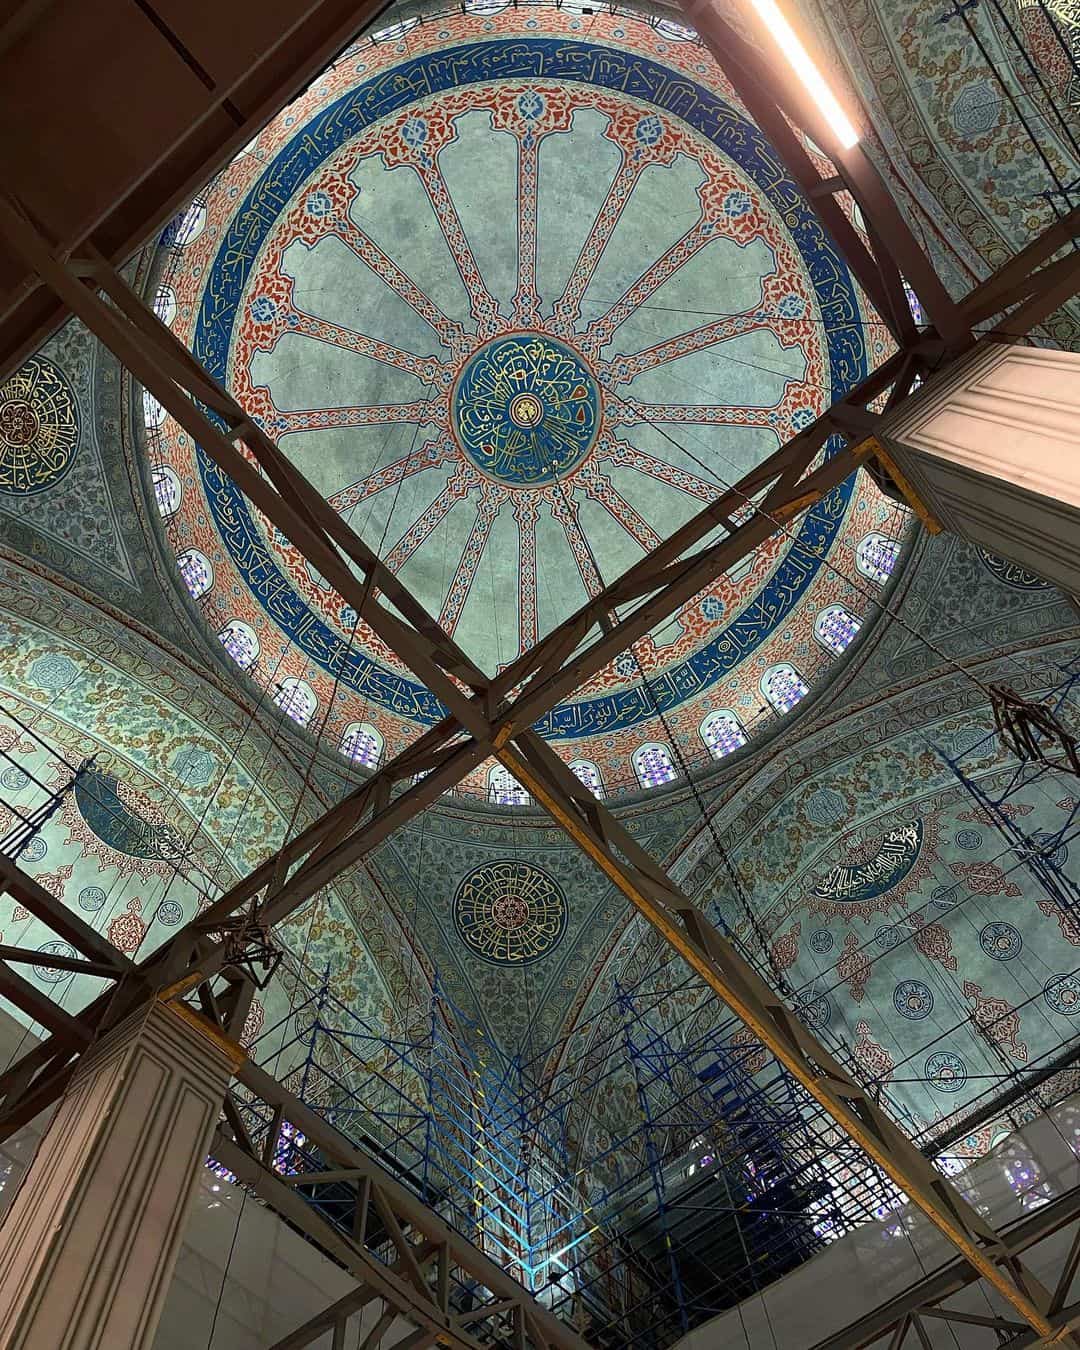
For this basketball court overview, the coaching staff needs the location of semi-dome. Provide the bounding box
[144,1,910,794]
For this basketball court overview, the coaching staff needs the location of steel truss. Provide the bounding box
[809,1183,1080,1349]
[218,1057,589,1350]
[0,36,1079,1348]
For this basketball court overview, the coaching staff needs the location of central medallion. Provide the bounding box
[452,332,600,486]
[453,860,568,965]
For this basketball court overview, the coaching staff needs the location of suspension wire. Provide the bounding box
[204,1185,248,1349]
[948,0,1075,221]
[533,394,793,984]
[984,0,1080,167]
[602,383,1004,704]
[589,294,1074,351]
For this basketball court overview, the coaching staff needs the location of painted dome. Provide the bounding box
[146,3,908,793]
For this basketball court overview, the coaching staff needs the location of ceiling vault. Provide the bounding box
[0,10,1079,1344]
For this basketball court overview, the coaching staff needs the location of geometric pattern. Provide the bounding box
[453,859,567,965]
[151,10,906,789]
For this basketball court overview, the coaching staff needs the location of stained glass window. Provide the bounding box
[814,605,862,656]
[274,678,317,727]
[655,16,696,38]
[169,200,206,247]
[272,1120,306,1175]
[177,549,212,599]
[569,760,605,797]
[902,279,925,326]
[633,743,677,789]
[761,663,809,715]
[152,465,181,516]
[489,765,530,806]
[341,722,382,768]
[218,620,259,670]
[855,533,901,585]
[701,710,747,759]
[143,387,166,430]
[153,285,177,327]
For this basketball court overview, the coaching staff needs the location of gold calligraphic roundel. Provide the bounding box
[452,332,600,486]
[0,355,79,496]
[453,860,568,965]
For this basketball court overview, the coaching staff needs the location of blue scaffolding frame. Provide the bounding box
[234,953,900,1347]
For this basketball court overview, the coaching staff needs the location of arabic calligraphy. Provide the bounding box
[811,822,923,904]
[453,860,567,964]
[453,333,599,485]
[189,36,867,733]
[0,356,79,497]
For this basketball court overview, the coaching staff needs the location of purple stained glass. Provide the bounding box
[152,465,181,515]
[856,534,900,585]
[178,550,211,599]
[762,665,808,715]
[702,710,747,759]
[490,765,530,806]
[219,622,258,669]
[570,761,604,797]
[635,744,677,789]
[275,680,315,726]
[815,606,862,656]
[342,725,380,767]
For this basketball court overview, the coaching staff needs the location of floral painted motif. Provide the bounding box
[963,981,1028,1062]
[1038,898,1080,947]
[242,997,265,1047]
[836,930,872,1003]
[730,1024,768,1077]
[770,920,801,973]
[948,860,1023,897]
[106,896,146,955]
[852,1019,894,1082]
[911,917,957,973]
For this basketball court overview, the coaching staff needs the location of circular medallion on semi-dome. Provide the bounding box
[0,355,79,496]
[452,332,600,485]
[925,1050,966,1093]
[453,859,567,965]
[149,8,905,786]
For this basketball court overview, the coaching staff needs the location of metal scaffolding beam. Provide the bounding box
[809,1182,1080,1349]
[214,1051,590,1350]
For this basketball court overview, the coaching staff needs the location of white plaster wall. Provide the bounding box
[0,1009,415,1350]
[674,1093,1080,1348]
[155,1168,416,1349]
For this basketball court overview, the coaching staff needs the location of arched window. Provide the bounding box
[177,549,212,599]
[655,16,696,38]
[153,285,177,327]
[341,722,382,768]
[168,200,206,247]
[371,15,418,41]
[570,760,605,798]
[633,743,677,789]
[306,561,331,590]
[489,765,530,806]
[855,533,900,585]
[902,279,925,326]
[701,710,747,760]
[814,605,862,656]
[143,387,166,430]
[151,465,181,517]
[761,664,809,715]
[218,620,259,670]
[274,678,317,727]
